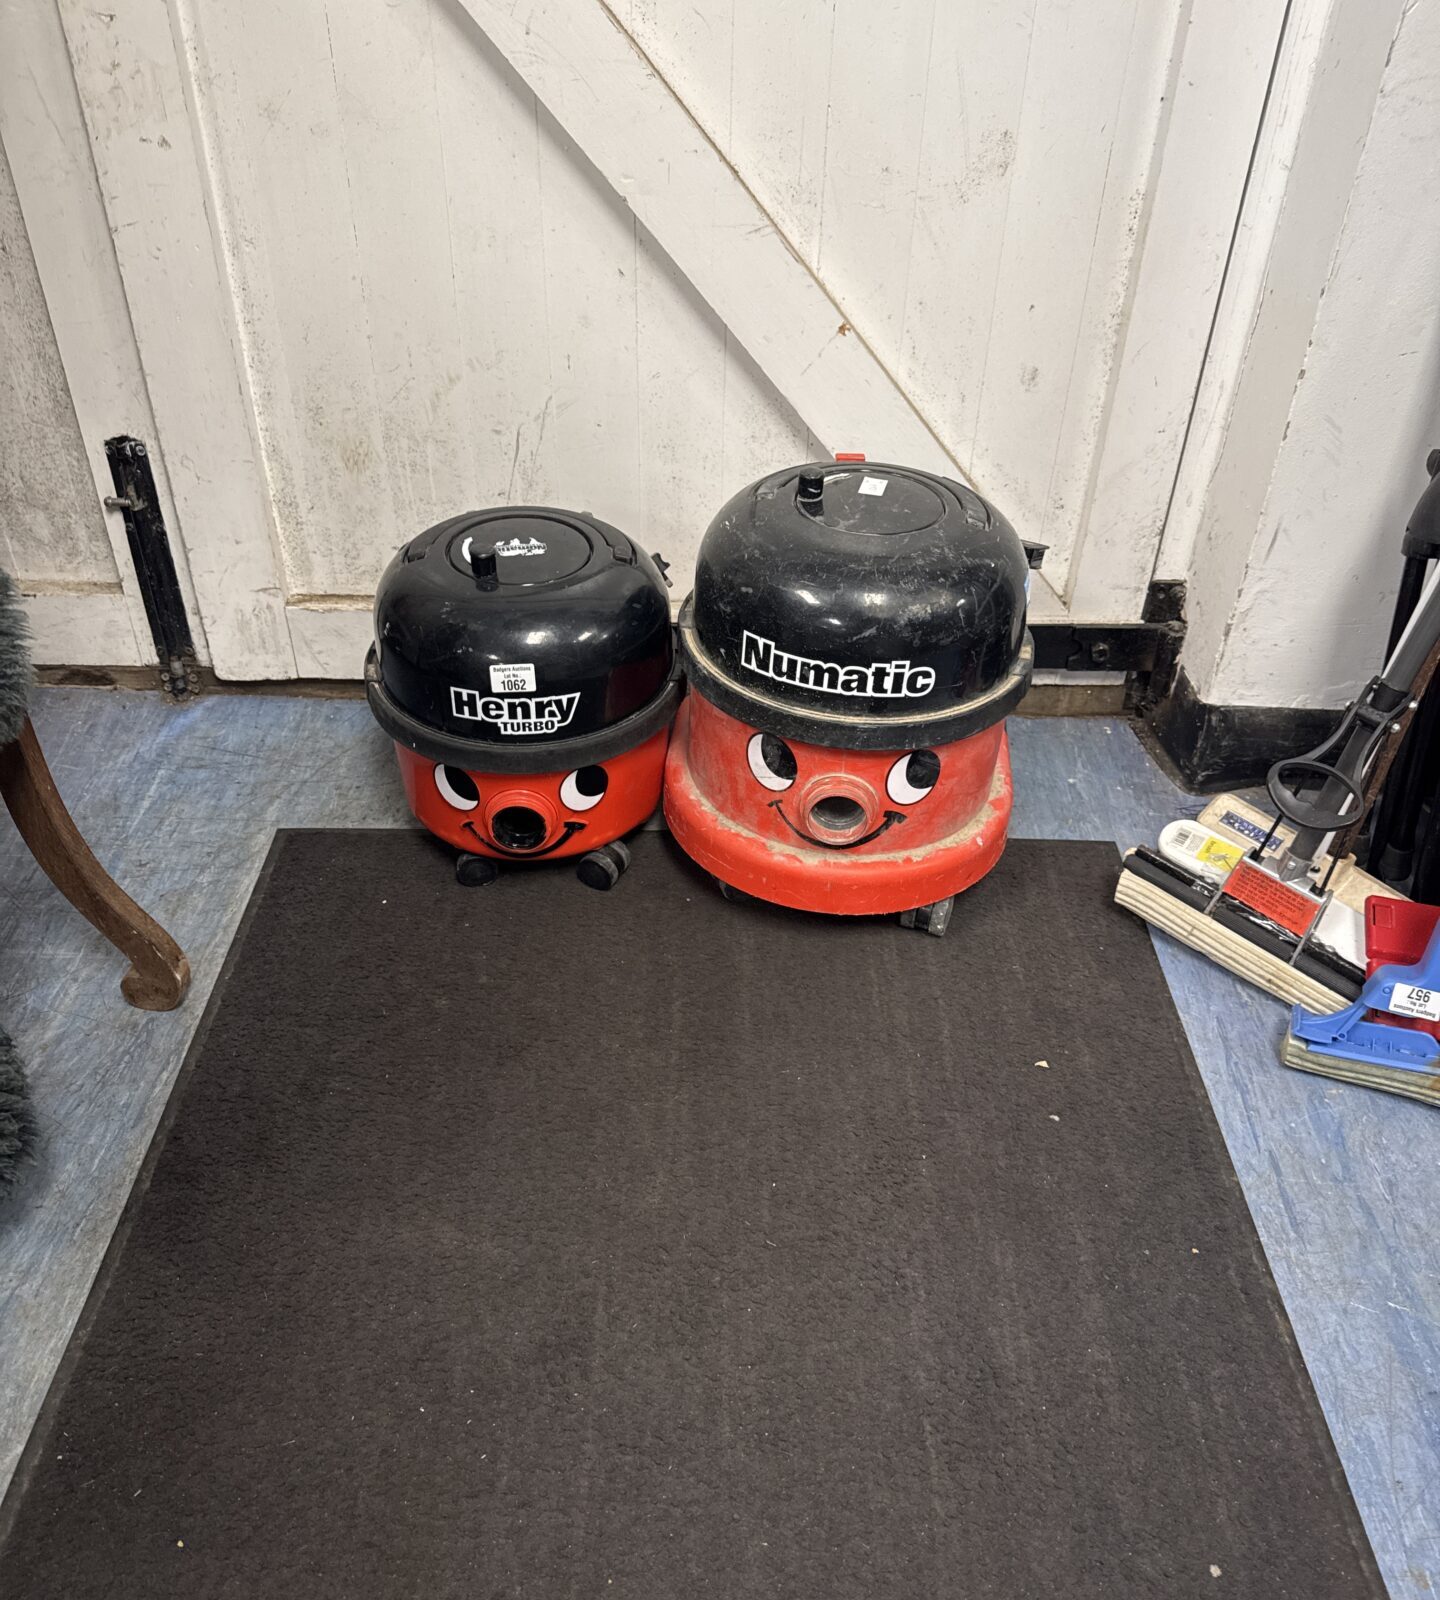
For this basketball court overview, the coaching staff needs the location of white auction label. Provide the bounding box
[489,662,536,693]
[1387,982,1440,1022]
[858,476,888,496]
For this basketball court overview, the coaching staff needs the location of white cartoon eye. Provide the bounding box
[886,750,940,806]
[747,732,797,792]
[434,763,479,811]
[560,765,608,812]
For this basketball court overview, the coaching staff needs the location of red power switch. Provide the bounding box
[834,452,866,462]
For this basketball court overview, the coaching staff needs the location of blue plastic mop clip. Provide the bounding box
[1289,915,1440,1074]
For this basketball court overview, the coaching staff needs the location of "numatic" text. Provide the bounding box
[740,631,936,698]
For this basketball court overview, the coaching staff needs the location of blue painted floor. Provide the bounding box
[0,688,1436,1596]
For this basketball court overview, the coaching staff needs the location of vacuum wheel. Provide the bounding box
[455,853,500,888]
[576,839,631,891]
[714,877,754,904]
[899,897,953,937]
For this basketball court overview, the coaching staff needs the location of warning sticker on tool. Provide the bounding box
[1387,982,1440,1022]
[1197,836,1245,872]
[1220,859,1321,939]
[858,476,888,496]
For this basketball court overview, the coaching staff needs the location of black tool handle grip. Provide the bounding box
[1266,757,1366,835]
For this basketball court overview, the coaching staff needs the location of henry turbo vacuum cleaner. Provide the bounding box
[664,458,1039,934]
[1116,454,1440,1021]
[366,507,680,889]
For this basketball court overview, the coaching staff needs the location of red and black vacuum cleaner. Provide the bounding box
[366,507,679,889]
[664,460,1035,934]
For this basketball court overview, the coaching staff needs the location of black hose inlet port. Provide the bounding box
[491,806,548,851]
[808,795,866,835]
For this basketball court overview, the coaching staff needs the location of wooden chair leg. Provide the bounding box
[0,718,191,1011]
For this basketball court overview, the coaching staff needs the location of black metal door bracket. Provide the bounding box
[1029,581,1186,708]
[104,437,199,699]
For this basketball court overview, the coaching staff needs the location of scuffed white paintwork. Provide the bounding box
[1165,0,1423,710]
[9,0,1412,695]
[5,0,1291,671]
[1204,0,1440,709]
[0,0,207,668]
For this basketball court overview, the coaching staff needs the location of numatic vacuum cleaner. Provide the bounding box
[366,507,679,888]
[1116,453,1440,1021]
[664,459,1037,934]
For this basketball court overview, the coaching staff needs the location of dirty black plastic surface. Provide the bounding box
[370,507,674,762]
[683,463,1031,749]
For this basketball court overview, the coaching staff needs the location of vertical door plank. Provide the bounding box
[810,0,939,369]
[182,0,390,602]
[967,0,1180,584]
[55,0,296,677]
[0,0,206,666]
[533,120,643,532]
[0,140,117,590]
[1065,0,1290,620]
[725,0,835,267]
[431,4,557,509]
[893,0,1035,498]
[319,0,474,567]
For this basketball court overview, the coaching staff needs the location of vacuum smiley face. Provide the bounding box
[390,725,670,866]
[745,730,941,850]
[428,761,609,856]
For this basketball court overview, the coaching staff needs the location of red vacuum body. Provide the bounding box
[367,507,679,889]
[666,696,1013,917]
[664,460,1035,933]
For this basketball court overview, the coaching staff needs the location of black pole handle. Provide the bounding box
[1266,757,1367,834]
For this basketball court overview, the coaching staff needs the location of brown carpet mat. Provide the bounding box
[0,831,1382,1598]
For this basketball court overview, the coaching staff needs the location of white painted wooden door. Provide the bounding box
[5,0,1288,678]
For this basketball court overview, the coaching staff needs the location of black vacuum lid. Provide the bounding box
[680,462,1032,749]
[367,508,678,771]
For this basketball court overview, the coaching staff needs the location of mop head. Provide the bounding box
[1281,897,1440,1106]
[1115,793,1395,1013]
[0,569,33,747]
[1280,1032,1440,1107]
[0,1027,39,1198]
[1115,846,1362,1013]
